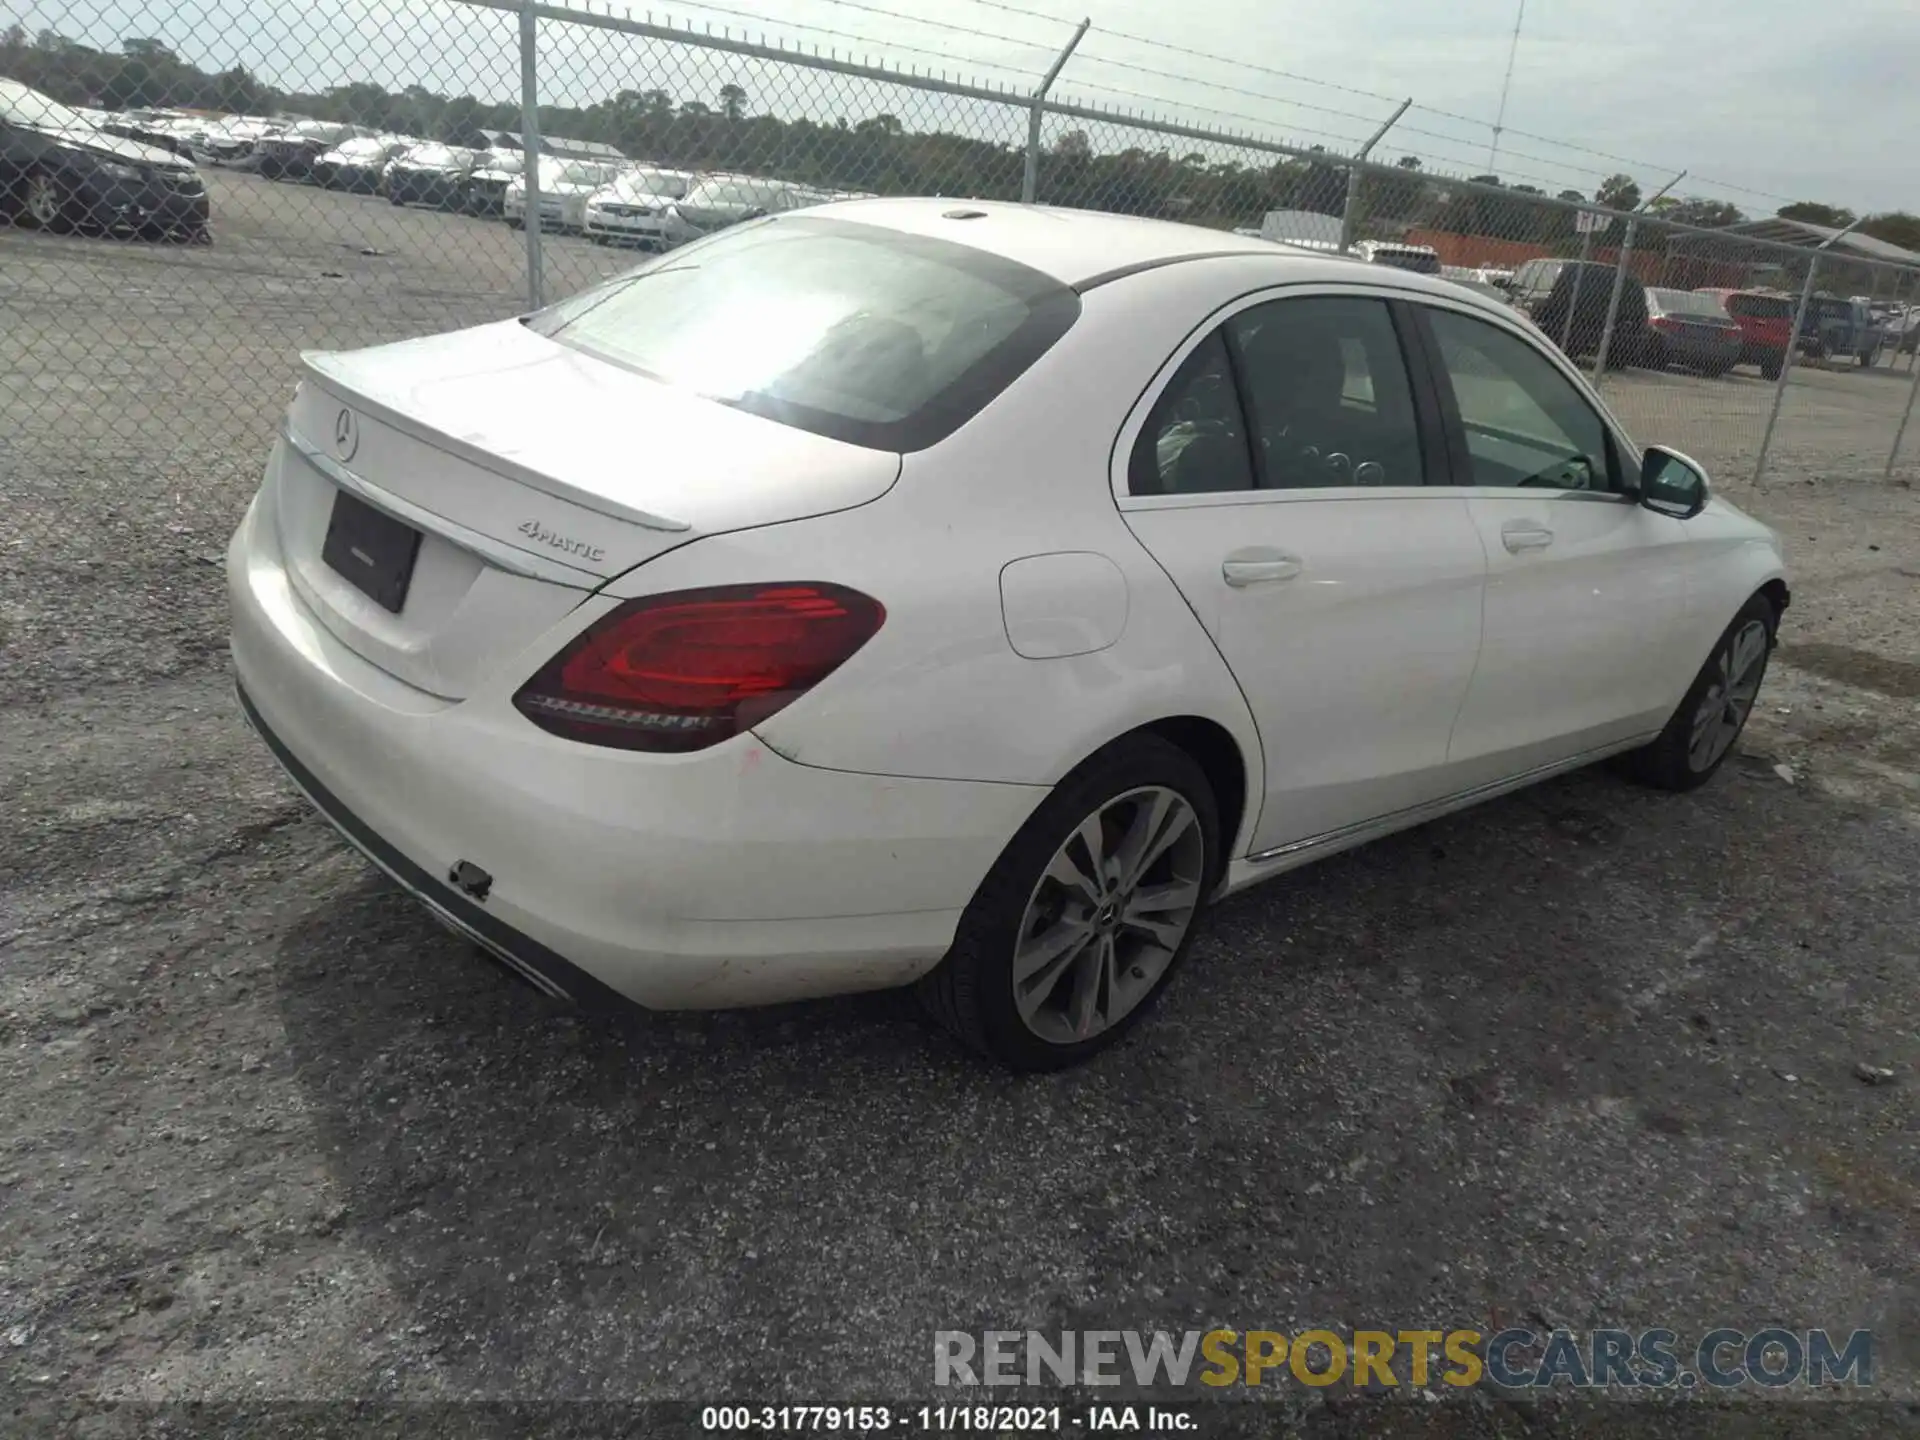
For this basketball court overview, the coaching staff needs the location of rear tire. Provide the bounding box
[1618,593,1778,792]
[918,734,1220,1071]
[1760,356,1783,381]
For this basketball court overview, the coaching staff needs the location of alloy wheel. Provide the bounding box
[1011,786,1207,1045]
[1687,618,1768,772]
[25,173,60,227]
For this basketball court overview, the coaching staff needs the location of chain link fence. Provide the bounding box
[4,0,1919,698]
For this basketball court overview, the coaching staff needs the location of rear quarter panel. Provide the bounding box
[598,259,1281,856]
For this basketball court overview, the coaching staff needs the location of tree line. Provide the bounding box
[6,26,1917,258]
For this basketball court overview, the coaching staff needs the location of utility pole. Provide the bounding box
[1487,0,1526,174]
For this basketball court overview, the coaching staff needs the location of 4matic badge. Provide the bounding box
[517,518,607,564]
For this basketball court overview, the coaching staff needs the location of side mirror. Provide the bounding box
[1638,446,1710,520]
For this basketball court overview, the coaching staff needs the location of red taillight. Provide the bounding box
[513,582,885,752]
[1650,315,1679,332]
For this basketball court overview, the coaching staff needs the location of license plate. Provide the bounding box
[322,490,422,613]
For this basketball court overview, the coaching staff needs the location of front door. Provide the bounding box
[1413,301,1692,784]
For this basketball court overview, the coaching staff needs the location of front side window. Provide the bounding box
[527,216,1080,451]
[1426,307,1617,492]
[1229,296,1427,489]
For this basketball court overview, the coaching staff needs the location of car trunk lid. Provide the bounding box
[271,318,900,699]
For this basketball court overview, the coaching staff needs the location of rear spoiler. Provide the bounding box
[298,350,692,534]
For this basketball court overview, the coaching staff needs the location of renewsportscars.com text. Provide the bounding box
[934,1327,1873,1390]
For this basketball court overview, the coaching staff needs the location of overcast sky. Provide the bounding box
[34,0,1920,213]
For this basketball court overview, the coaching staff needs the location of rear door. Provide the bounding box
[1116,288,1487,853]
[1408,299,1693,785]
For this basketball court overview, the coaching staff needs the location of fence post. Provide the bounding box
[1755,218,1864,487]
[1887,328,1920,480]
[1560,223,1593,351]
[1338,97,1410,255]
[1590,220,1636,381]
[1591,171,1684,381]
[518,0,546,310]
[1021,18,1090,205]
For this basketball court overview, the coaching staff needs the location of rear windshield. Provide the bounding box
[1648,288,1729,317]
[686,178,792,209]
[558,161,623,186]
[1724,292,1792,320]
[528,216,1081,451]
[626,168,690,199]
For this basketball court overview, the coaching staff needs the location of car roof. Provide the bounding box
[787,197,1401,288]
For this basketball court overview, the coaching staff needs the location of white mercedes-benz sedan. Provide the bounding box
[228,198,1789,1070]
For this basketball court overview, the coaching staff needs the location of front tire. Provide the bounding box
[1619,593,1777,792]
[918,734,1219,1071]
[20,169,73,232]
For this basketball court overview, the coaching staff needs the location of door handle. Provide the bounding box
[1500,522,1555,553]
[1221,550,1303,586]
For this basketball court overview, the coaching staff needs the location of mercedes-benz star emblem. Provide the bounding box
[333,407,359,462]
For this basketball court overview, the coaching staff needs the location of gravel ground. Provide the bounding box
[2,171,1918,1435]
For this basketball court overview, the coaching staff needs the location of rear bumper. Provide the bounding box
[227,488,1036,1010]
[236,680,632,1011]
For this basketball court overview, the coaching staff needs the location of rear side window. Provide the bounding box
[528,216,1080,451]
[1129,295,1427,495]
[1129,332,1255,496]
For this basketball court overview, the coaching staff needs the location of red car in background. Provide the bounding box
[1696,288,1793,379]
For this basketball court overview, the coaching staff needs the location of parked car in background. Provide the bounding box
[386,143,485,209]
[229,200,1789,1069]
[96,107,199,157]
[1511,257,1652,364]
[1642,289,1742,377]
[582,164,695,247]
[504,157,628,232]
[463,149,525,215]
[1354,239,1442,275]
[313,135,415,194]
[190,114,288,167]
[1694,288,1791,379]
[1886,304,1920,356]
[257,120,378,181]
[1802,294,1884,367]
[1,79,210,241]
[657,174,818,246]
